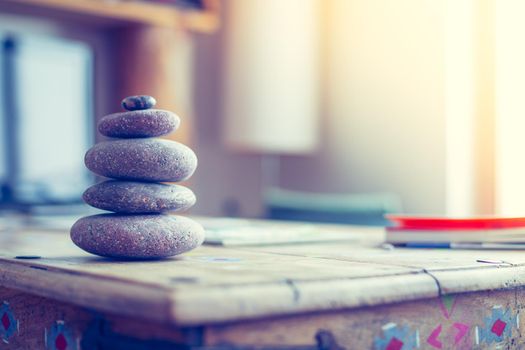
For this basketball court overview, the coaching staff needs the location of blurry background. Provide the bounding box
[0,0,523,225]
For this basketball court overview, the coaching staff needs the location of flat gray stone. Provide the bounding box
[70,214,205,259]
[98,109,180,138]
[83,180,196,213]
[121,95,156,111]
[85,139,197,182]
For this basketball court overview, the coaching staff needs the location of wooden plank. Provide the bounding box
[0,0,219,32]
[430,265,525,295]
[250,242,525,270]
[0,259,174,324]
[172,273,438,325]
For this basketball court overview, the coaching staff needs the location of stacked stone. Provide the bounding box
[70,95,204,259]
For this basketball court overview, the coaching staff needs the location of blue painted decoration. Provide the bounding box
[46,320,77,350]
[478,306,518,344]
[0,301,17,343]
[374,322,419,350]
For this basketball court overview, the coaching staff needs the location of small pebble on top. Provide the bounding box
[122,95,157,111]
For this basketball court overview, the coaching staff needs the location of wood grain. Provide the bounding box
[250,242,525,269]
[1,282,522,349]
[0,287,195,349]
[205,289,524,349]
[171,273,438,325]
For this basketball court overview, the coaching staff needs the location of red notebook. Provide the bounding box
[385,215,525,245]
[385,215,525,230]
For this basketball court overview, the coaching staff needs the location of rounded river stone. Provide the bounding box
[98,109,180,138]
[70,214,205,259]
[121,95,156,111]
[85,139,197,182]
[83,180,196,213]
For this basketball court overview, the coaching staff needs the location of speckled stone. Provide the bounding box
[70,214,205,259]
[83,180,196,213]
[98,109,180,138]
[121,95,156,111]
[85,139,197,182]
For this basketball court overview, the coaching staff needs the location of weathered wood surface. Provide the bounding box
[205,289,525,349]
[0,287,198,350]
[1,220,525,328]
[1,286,523,349]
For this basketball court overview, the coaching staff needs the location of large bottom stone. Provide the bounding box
[70,214,204,259]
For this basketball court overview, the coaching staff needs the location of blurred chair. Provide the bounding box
[264,188,402,226]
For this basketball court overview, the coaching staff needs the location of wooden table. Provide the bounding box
[0,218,524,349]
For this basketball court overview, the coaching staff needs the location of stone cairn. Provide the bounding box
[70,95,204,259]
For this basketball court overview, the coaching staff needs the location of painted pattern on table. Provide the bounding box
[0,299,78,350]
[46,320,78,350]
[0,301,18,344]
[425,294,470,349]
[374,322,419,350]
[0,294,521,349]
[374,295,519,349]
[476,305,518,346]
